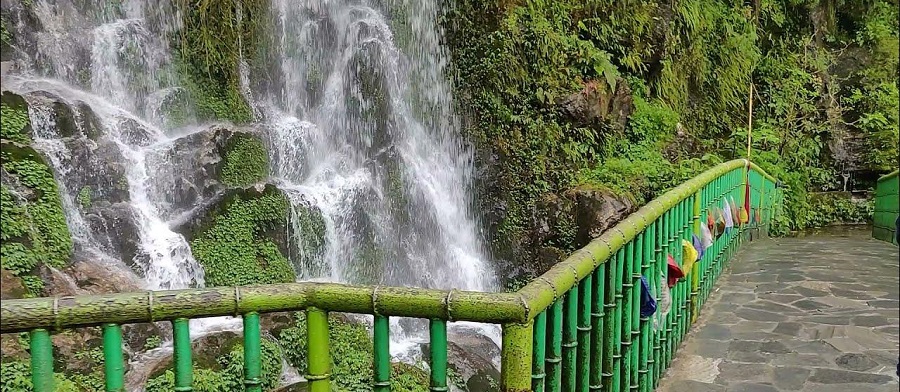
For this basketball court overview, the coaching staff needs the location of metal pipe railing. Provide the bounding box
[0,159,781,392]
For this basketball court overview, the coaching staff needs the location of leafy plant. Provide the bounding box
[190,187,294,287]
[221,134,269,187]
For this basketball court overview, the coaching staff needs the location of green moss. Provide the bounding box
[144,368,230,392]
[0,99,31,144]
[0,151,73,278]
[171,0,270,123]
[190,187,294,287]
[76,187,92,210]
[221,134,269,187]
[143,336,162,351]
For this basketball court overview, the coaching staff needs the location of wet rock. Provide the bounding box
[284,194,327,271]
[146,126,265,215]
[84,203,142,266]
[117,117,154,147]
[130,330,245,387]
[38,263,84,297]
[566,185,636,245]
[559,78,634,133]
[274,381,309,392]
[0,268,27,299]
[422,329,501,391]
[62,256,142,294]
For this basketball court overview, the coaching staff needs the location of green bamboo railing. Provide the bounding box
[0,159,780,392]
[873,169,899,245]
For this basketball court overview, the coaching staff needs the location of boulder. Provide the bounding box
[82,203,143,266]
[559,79,634,133]
[421,329,501,392]
[274,381,309,392]
[0,269,27,299]
[146,126,267,216]
[565,185,636,245]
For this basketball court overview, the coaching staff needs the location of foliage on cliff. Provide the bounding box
[221,133,269,187]
[172,0,271,123]
[190,186,295,287]
[445,0,898,269]
[0,96,73,297]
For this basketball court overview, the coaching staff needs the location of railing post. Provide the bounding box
[691,191,701,324]
[30,329,54,392]
[502,320,534,392]
[307,308,331,392]
[243,312,262,392]
[375,315,392,392]
[173,318,193,391]
[102,324,125,392]
[429,319,448,392]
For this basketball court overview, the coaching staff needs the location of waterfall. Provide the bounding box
[2,0,498,358]
[259,0,495,292]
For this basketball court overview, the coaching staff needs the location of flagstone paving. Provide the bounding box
[657,227,899,392]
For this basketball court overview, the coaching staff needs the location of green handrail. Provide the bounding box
[0,159,781,392]
[873,169,899,245]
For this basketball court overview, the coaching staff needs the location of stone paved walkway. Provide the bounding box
[657,227,899,392]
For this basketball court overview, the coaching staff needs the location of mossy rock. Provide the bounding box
[189,184,295,287]
[221,132,269,187]
[0,91,32,143]
[0,141,73,287]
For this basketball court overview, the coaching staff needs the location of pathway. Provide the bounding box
[657,227,899,392]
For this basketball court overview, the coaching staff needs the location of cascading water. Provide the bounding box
[3,0,501,365]
[1,0,237,334]
[259,0,495,292]
[251,0,501,354]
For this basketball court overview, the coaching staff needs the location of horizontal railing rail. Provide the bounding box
[873,169,899,245]
[0,159,781,392]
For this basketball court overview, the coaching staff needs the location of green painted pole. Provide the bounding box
[532,311,548,392]
[601,259,615,392]
[589,265,605,392]
[243,312,262,392]
[621,241,634,392]
[374,315,391,392]
[30,329,53,392]
[307,308,331,392]
[547,300,563,391]
[630,233,642,391]
[642,224,655,392]
[562,286,578,392]
[102,324,125,392]
[576,274,592,392]
[501,321,534,392]
[691,192,701,323]
[430,319,448,392]
[652,215,664,388]
[173,318,192,391]
[614,247,626,392]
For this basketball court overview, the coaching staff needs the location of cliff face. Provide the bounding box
[444,0,898,282]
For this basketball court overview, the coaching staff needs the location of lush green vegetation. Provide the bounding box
[221,133,269,187]
[190,186,295,287]
[445,0,898,263]
[0,99,73,297]
[171,0,271,123]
